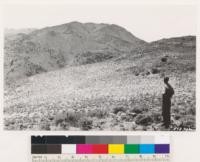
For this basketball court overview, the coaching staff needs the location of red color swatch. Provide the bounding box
[92,144,108,154]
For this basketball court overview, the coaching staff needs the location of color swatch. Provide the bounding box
[124,144,139,154]
[31,136,170,154]
[108,144,124,154]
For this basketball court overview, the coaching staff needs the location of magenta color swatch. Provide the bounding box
[76,144,93,154]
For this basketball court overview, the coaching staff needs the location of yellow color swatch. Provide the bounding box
[108,144,124,154]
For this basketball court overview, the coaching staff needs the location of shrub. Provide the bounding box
[135,114,153,126]
[135,72,139,76]
[187,107,196,115]
[172,107,180,114]
[87,108,108,119]
[54,111,66,126]
[65,110,80,125]
[130,107,142,114]
[146,71,150,75]
[151,111,162,122]
[54,109,81,127]
[4,120,10,127]
[182,118,195,129]
[161,57,167,62]
[25,62,47,77]
[174,115,181,120]
[79,117,93,130]
[112,106,127,114]
[151,68,160,74]
[187,66,195,71]
[40,122,51,130]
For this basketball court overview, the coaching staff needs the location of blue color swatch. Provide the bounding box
[139,144,155,154]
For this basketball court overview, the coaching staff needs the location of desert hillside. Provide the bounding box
[4,22,147,85]
[4,22,196,131]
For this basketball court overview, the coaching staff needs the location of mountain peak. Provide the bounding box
[4,22,147,83]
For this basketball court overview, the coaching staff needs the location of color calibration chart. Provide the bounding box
[31,135,170,162]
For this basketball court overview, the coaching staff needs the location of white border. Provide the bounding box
[0,1,199,162]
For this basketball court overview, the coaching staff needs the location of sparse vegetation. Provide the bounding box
[4,69,195,131]
[4,24,196,131]
[112,106,127,114]
[79,117,93,130]
[87,108,109,119]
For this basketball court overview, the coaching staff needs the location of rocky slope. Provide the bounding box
[4,22,147,84]
[4,22,196,131]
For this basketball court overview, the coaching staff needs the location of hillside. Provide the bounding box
[118,36,196,76]
[4,22,147,85]
[4,28,196,131]
[4,28,36,36]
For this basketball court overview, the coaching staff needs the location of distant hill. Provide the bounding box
[4,28,36,36]
[4,22,147,84]
[118,35,196,77]
[149,35,196,52]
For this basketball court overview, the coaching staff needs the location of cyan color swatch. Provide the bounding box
[139,144,155,154]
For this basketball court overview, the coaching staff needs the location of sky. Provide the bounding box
[2,3,197,42]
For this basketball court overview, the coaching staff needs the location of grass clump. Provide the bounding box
[54,109,81,127]
[87,108,108,119]
[79,117,93,130]
[112,106,127,114]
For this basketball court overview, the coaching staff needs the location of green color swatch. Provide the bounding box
[124,144,139,154]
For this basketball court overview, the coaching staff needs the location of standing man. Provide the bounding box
[162,77,174,128]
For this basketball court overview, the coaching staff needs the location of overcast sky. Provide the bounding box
[2,4,197,42]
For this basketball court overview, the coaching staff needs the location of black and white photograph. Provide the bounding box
[3,3,196,131]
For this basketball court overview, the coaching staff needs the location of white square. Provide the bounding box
[155,136,170,144]
[62,144,76,154]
